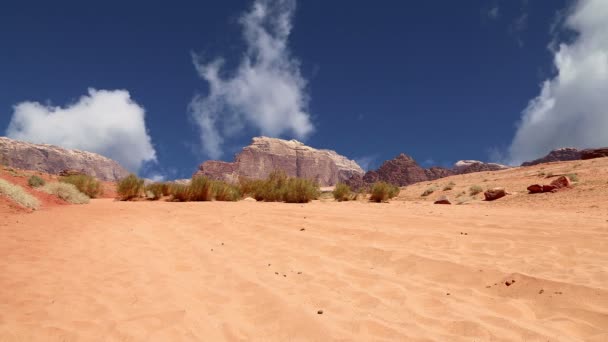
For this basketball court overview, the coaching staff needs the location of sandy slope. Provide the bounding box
[1,192,607,341]
[1,158,608,341]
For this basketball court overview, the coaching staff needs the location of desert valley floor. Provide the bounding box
[1,159,608,341]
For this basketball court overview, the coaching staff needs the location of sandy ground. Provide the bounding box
[1,194,607,341]
[2,158,608,341]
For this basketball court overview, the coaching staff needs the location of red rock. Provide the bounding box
[194,137,364,186]
[542,184,558,192]
[527,184,544,193]
[522,148,581,166]
[550,176,571,189]
[581,147,608,160]
[484,187,506,201]
[434,195,451,205]
[0,137,129,181]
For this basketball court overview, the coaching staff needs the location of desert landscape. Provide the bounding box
[1,145,607,341]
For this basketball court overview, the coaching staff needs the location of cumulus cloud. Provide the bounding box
[189,0,314,159]
[5,88,157,172]
[508,0,608,165]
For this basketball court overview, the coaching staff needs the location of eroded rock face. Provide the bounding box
[454,160,509,173]
[521,148,582,166]
[345,154,510,190]
[194,137,364,186]
[581,147,608,160]
[0,137,129,181]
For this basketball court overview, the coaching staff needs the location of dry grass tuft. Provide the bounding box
[370,182,400,203]
[0,178,40,209]
[60,175,102,198]
[41,182,90,204]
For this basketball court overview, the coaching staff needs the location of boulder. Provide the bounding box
[0,137,129,181]
[434,195,452,205]
[522,148,582,166]
[484,187,506,201]
[550,176,571,189]
[542,184,558,193]
[581,147,608,160]
[527,184,544,194]
[194,137,364,186]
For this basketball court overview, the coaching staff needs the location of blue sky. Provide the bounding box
[2,0,607,179]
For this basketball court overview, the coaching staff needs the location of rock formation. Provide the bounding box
[0,137,129,181]
[484,187,507,201]
[453,160,509,174]
[521,148,582,166]
[581,147,608,160]
[345,154,510,189]
[194,137,364,186]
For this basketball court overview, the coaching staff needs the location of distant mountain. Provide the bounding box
[521,148,582,166]
[345,154,509,189]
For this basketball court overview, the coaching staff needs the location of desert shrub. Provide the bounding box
[188,176,215,201]
[333,183,352,201]
[214,181,241,201]
[421,186,437,197]
[370,181,400,203]
[145,183,165,200]
[469,185,483,196]
[240,170,319,203]
[28,175,46,188]
[60,174,102,198]
[567,173,579,182]
[283,178,320,203]
[545,172,554,178]
[442,181,455,191]
[169,184,190,202]
[41,182,90,204]
[117,174,144,201]
[0,178,40,209]
[456,196,473,205]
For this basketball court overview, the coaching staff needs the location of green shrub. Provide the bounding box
[117,174,144,201]
[333,183,352,201]
[213,181,241,201]
[240,170,319,203]
[443,181,455,191]
[370,182,400,203]
[188,176,215,201]
[60,174,102,198]
[169,184,190,202]
[41,182,90,204]
[421,186,437,197]
[145,183,165,200]
[283,178,320,203]
[28,175,46,188]
[0,178,40,209]
[469,185,483,196]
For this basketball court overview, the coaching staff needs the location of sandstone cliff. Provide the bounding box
[194,137,364,186]
[0,137,129,181]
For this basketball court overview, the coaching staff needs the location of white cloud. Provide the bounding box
[508,0,608,165]
[5,88,157,172]
[189,0,314,159]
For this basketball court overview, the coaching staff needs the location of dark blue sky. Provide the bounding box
[0,0,570,178]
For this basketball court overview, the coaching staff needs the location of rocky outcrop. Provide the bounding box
[581,147,608,160]
[194,137,364,186]
[521,148,581,166]
[454,160,509,173]
[345,154,510,189]
[0,137,129,181]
